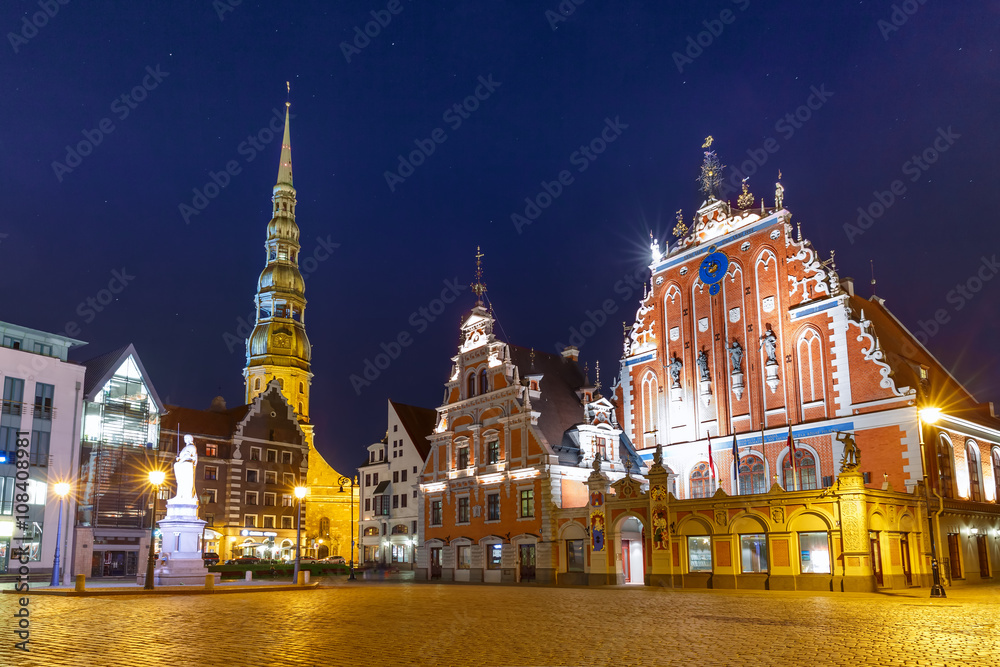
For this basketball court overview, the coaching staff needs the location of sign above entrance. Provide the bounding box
[240,530,278,537]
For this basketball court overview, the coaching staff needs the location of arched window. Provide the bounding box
[319,518,330,536]
[254,378,261,391]
[642,372,659,449]
[966,440,982,502]
[689,462,713,499]
[479,369,489,395]
[467,373,476,399]
[937,435,954,498]
[796,329,825,405]
[992,448,1000,503]
[299,382,304,394]
[391,524,408,534]
[783,450,817,491]
[277,378,284,389]
[363,526,379,536]
[738,456,766,495]
[297,402,303,414]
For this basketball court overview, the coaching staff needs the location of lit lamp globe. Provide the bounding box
[149,470,166,486]
[919,407,942,424]
[294,486,307,500]
[54,482,71,497]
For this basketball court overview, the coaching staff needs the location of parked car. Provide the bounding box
[203,552,220,565]
[321,555,346,565]
[234,556,262,564]
[299,556,316,562]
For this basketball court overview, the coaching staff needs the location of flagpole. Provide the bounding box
[706,431,716,495]
[787,422,799,492]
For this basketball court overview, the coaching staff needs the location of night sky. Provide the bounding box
[4,1,999,473]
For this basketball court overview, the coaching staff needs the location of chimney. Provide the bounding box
[840,277,855,297]
[561,346,579,362]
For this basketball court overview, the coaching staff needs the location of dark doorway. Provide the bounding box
[977,535,990,578]
[518,544,536,582]
[430,547,442,580]
[900,533,912,587]
[869,533,883,587]
[947,533,962,580]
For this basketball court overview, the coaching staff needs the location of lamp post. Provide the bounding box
[292,486,307,583]
[338,475,357,581]
[49,482,71,587]
[144,470,166,590]
[918,406,947,598]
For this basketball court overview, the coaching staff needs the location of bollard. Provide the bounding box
[75,574,85,592]
[205,574,215,590]
[245,570,253,582]
[296,571,305,586]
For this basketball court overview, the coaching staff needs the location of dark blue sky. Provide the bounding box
[3,1,999,473]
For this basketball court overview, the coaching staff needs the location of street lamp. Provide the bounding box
[49,482,71,587]
[292,485,307,583]
[917,406,947,598]
[144,470,166,591]
[338,475,357,581]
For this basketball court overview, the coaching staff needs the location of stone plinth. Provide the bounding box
[137,499,214,586]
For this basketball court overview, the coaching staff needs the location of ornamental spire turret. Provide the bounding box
[276,84,293,188]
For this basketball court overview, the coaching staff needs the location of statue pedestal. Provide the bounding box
[137,499,216,587]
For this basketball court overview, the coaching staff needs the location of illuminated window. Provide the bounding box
[364,527,379,536]
[740,534,768,573]
[488,441,500,464]
[739,456,766,495]
[457,545,471,569]
[937,435,955,498]
[486,543,502,569]
[281,494,292,507]
[391,524,408,534]
[520,489,534,518]
[967,441,982,502]
[992,448,1000,502]
[782,450,818,491]
[688,536,712,572]
[566,539,585,572]
[204,466,218,481]
[798,532,830,573]
[205,443,218,457]
[641,372,658,449]
[689,463,713,499]
[595,437,607,461]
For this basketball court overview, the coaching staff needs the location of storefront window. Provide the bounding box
[486,543,502,569]
[566,539,585,572]
[457,545,471,569]
[688,536,712,572]
[740,534,768,573]
[799,532,830,573]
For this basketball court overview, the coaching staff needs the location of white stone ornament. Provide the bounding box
[698,317,709,332]
[729,307,741,323]
[670,327,679,341]
[762,296,775,313]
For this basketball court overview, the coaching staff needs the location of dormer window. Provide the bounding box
[530,380,539,391]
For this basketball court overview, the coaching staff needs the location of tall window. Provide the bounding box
[783,450,818,491]
[33,383,54,419]
[992,448,1000,503]
[456,446,469,469]
[479,369,489,395]
[457,545,471,569]
[741,534,768,573]
[566,539,585,572]
[595,437,607,461]
[937,435,955,498]
[487,493,500,521]
[430,500,442,526]
[796,329,825,405]
[641,372,659,449]
[467,374,476,398]
[458,497,470,523]
[519,489,534,518]
[688,536,712,572]
[738,456,766,495]
[1,378,24,451]
[966,441,982,502]
[487,543,502,569]
[798,532,831,573]
[488,440,500,464]
[689,462,713,499]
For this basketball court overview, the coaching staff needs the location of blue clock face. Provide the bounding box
[699,247,729,295]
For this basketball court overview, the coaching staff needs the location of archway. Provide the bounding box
[617,515,646,585]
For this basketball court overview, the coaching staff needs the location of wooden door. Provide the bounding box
[430,547,442,580]
[900,534,912,587]
[621,539,631,582]
[977,535,990,578]
[869,533,883,587]
[519,544,536,582]
[947,533,962,580]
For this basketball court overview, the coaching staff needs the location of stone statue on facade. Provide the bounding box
[667,353,683,388]
[837,431,861,471]
[171,434,199,504]
[727,338,743,373]
[696,350,711,382]
[759,325,778,366]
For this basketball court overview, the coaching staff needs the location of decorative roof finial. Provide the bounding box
[775,171,785,209]
[595,360,602,394]
[870,258,876,297]
[698,136,725,200]
[737,177,754,209]
[672,209,688,238]
[276,84,293,187]
[471,245,487,305]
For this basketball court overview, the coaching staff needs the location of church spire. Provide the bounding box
[471,245,487,306]
[276,84,293,188]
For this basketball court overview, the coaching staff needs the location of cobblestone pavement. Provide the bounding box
[2,582,999,666]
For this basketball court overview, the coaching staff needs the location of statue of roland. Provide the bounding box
[171,434,199,504]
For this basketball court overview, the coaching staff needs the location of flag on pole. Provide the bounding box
[707,432,717,480]
[732,433,740,495]
[787,423,798,491]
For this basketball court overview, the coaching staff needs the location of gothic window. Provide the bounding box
[689,462,713,499]
[467,373,476,399]
[992,448,1000,503]
[738,456,766,495]
[796,329,825,405]
[967,441,982,502]
[479,369,489,395]
[641,372,659,449]
[319,517,330,536]
[783,450,817,491]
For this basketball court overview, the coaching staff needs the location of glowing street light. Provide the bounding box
[292,485,307,583]
[144,470,166,591]
[49,482,71,587]
[918,407,942,425]
[338,475,358,581]
[917,405,946,598]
